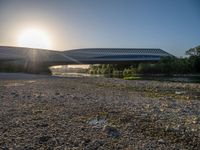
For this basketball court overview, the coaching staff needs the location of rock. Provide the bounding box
[36,95,42,99]
[1,146,9,150]
[169,100,177,108]
[81,139,91,146]
[72,96,79,100]
[88,118,107,128]
[85,140,103,150]
[175,91,186,95]
[103,125,120,138]
[38,135,51,144]
[14,94,19,97]
[55,92,60,95]
[36,123,48,128]
[0,143,9,150]
[158,139,165,144]
[125,123,133,129]
[11,92,16,95]
[23,146,34,150]
[60,95,64,98]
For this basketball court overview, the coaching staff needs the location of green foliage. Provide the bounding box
[89,45,200,76]
[89,56,200,77]
[112,70,123,77]
[89,64,113,74]
[123,67,137,77]
[185,45,200,73]
[89,64,137,77]
[186,45,200,56]
[189,56,200,73]
[137,56,200,74]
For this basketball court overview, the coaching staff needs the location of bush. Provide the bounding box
[89,55,200,76]
[123,68,137,77]
[112,70,123,77]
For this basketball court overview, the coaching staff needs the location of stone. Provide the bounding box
[175,91,186,95]
[103,125,120,138]
[38,135,51,144]
[55,92,60,95]
[158,139,165,144]
[36,123,49,128]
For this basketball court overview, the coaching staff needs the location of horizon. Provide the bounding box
[0,0,200,57]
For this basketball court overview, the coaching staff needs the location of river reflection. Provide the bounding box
[53,72,103,78]
[53,72,200,83]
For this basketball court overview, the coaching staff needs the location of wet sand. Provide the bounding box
[0,73,200,149]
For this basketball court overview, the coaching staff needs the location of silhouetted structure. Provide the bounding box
[0,46,173,74]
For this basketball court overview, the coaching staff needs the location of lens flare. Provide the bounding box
[18,27,52,49]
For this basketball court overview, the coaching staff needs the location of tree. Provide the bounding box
[186,45,200,56]
[186,45,200,73]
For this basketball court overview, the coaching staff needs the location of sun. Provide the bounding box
[18,27,52,49]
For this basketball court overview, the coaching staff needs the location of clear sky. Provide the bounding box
[0,0,199,56]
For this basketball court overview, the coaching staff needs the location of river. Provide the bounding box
[53,72,200,83]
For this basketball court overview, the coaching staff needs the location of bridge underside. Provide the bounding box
[0,46,173,74]
[45,59,160,66]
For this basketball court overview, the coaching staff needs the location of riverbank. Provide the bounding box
[0,73,54,80]
[0,73,200,149]
[53,72,200,83]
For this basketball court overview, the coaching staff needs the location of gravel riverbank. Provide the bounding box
[0,73,200,149]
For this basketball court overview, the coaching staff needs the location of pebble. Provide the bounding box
[38,135,51,144]
[103,125,120,138]
[158,139,165,144]
[0,76,200,149]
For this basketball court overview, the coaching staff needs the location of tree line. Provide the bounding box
[89,45,200,77]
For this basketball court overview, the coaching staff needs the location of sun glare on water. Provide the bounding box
[18,27,52,49]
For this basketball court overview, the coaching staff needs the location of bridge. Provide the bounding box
[0,46,173,73]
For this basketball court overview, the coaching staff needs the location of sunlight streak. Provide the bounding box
[18,27,52,49]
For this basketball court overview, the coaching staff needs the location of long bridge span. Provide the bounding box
[0,46,173,73]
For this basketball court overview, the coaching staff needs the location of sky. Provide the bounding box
[0,0,199,56]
